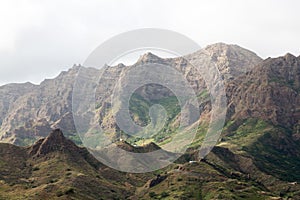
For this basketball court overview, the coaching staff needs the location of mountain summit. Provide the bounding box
[186,43,263,79]
[28,129,74,156]
[137,52,165,63]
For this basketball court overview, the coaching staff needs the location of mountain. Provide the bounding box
[0,66,80,145]
[221,53,300,183]
[0,43,263,146]
[186,43,262,80]
[226,53,300,128]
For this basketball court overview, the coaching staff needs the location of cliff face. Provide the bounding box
[0,66,80,144]
[226,53,300,129]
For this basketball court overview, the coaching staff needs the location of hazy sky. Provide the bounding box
[0,0,299,85]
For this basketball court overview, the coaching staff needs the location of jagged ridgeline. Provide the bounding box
[0,43,262,147]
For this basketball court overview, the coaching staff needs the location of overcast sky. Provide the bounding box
[0,0,299,86]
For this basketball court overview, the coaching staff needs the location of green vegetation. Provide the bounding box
[67,134,83,145]
[128,93,181,144]
[135,161,278,200]
[247,128,300,182]
[221,118,300,182]
[221,118,270,149]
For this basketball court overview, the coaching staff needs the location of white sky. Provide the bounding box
[0,0,299,85]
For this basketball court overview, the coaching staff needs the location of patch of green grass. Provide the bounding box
[221,118,300,182]
[128,94,181,144]
[67,134,82,146]
[197,89,210,102]
[246,128,300,182]
[129,93,151,126]
[220,118,272,151]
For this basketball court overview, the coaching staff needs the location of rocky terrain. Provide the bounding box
[0,66,79,145]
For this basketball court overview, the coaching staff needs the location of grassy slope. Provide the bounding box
[135,162,277,200]
[220,118,300,182]
[0,145,150,200]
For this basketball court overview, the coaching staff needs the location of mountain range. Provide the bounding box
[0,43,299,199]
[0,43,263,145]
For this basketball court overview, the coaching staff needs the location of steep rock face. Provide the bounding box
[9,119,52,146]
[0,82,38,128]
[226,54,300,129]
[0,66,80,144]
[219,54,300,184]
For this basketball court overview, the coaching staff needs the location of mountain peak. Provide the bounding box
[71,63,83,70]
[204,43,261,58]
[28,129,76,156]
[186,43,263,80]
[283,53,297,61]
[137,52,163,63]
[47,128,65,140]
[205,42,233,50]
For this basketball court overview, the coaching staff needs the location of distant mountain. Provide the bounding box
[0,66,79,145]
[0,43,262,146]
[186,42,262,80]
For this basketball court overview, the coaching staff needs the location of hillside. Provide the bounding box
[1,129,299,199]
[0,129,154,199]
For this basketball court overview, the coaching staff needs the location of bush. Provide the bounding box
[149,192,157,198]
[64,187,75,195]
[32,166,40,171]
[177,177,183,181]
[65,172,72,176]
[56,191,64,197]
[161,191,169,198]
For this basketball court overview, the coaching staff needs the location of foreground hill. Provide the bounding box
[1,129,299,199]
[0,129,155,199]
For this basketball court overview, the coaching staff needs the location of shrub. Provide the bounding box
[149,192,157,198]
[64,187,75,195]
[161,191,169,198]
[32,166,40,171]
